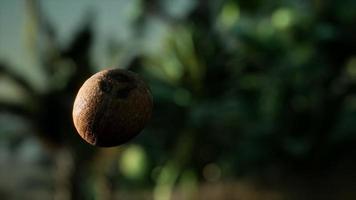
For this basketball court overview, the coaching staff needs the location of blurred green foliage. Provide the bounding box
[1,0,356,199]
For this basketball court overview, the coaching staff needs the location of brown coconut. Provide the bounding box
[72,69,153,147]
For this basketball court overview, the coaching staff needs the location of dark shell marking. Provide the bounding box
[99,72,137,99]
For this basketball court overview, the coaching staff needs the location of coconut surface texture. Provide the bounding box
[72,69,153,147]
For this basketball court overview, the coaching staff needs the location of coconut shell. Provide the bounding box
[72,69,153,147]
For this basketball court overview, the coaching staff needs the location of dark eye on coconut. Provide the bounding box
[99,80,112,93]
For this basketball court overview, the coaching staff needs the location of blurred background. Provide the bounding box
[1,0,356,199]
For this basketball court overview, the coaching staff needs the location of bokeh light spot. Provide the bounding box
[271,8,293,29]
[119,145,148,180]
[218,1,240,29]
